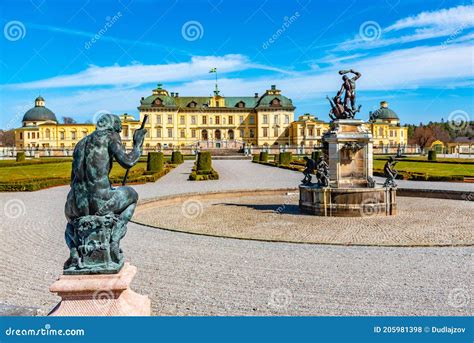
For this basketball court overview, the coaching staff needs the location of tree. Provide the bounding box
[0,129,16,146]
[62,116,77,124]
[412,126,435,153]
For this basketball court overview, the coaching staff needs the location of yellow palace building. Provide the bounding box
[13,87,408,154]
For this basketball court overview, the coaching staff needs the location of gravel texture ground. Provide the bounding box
[134,194,473,246]
[0,160,472,315]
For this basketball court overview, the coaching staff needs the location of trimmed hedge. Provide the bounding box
[311,151,321,161]
[189,151,219,181]
[196,151,212,172]
[252,154,260,162]
[428,150,437,161]
[259,151,269,162]
[0,177,70,192]
[16,152,26,162]
[171,151,184,164]
[278,152,292,166]
[147,152,164,172]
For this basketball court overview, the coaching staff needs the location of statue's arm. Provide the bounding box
[109,133,141,169]
[351,69,361,80]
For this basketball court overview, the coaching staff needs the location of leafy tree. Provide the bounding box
[62,116,77,124]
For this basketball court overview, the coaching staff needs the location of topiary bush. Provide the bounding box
[311,151,321,161]
[147,152,164,172]
[196,151,212,172]
[428,150,437,161]
[16,152,26,162]
[279,152,292,166]
[252,154,259,162]
[259,151,269,162]
[171,151,184,164]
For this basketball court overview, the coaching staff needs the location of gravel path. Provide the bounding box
[0,160,472,315]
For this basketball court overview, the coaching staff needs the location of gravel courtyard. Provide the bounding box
[0,160,472,316]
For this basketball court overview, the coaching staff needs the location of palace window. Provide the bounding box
[60,132,65,140]
[45,129,51,139]
[237,101,245,108]
[308,128,314,137]
[239,116,244,124]
[249,116,255,125]
[229,116,233,125]
[240,129,244,138]
[191,116,196,125]
[154,98,162,106]
[188,101,197,108]
[216,116,220,125]
[167,115,173,124]
[202,116,207,125]
[249,129,255,138]
[215,100,220,107]
[263,115,268,124]
[71,131,76,140]
[274,127,279,137]
[274,114,279,124]
[270,98,281,107]
[300,128,304,136]
[168,129,173,138]
[317,129,321,136]
[180,116,185,125]
[19,133,23,139]
[285,115,289,124]
[156,129,162,138]
[378,128,383,136]
[210,117,213,124]
[191,129,196,138]
[223,117,226,125]
[157,115,162,125]
[180,129,185,138]
[263,128,268,137]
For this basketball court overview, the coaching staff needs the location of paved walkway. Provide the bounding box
[0,160,472,315]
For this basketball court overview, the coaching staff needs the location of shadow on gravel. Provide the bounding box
[213,202,300,215]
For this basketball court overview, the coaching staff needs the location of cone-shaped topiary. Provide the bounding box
[279,152,292,166]
[259,151,268,162]
[428,150,437,161]
[171,151,184,164]
[16,152,26,162]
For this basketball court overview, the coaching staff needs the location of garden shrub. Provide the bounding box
[196,151,212,172]
[16,152,26,162]
[259,151,269,162]
[171,151,184,164]
[311,151,321,161]
[147,152,164,172]
[428,150,437,161]
[279,152,292,166]
[252,154,259,162]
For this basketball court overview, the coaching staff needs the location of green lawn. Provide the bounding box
[0,161,147,183]
[374,155,473,164]
[373,160,474,177]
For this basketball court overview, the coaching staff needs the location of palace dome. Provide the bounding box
[370,101,399,120]
[22,96,58,123]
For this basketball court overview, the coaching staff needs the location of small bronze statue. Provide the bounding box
[63,113,147,274]
[326,69,362,120]
[315,156,329,188]
[301,156,316,185]
[383,156,398,188]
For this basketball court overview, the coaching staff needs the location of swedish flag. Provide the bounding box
[209,68,217,73]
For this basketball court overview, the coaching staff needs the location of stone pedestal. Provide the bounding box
[324,119,373,188]
[299,185,397,217]
[49,263,151,316]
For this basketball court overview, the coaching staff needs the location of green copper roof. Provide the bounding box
[23,105,57,122]
[371,107,399,120]
[255,94,294,108]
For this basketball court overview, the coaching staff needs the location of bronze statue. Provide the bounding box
[315,156,329,188]
[301,156,316,185]
[327,69,362,120]
[63,113,147,274]
[383,156,398,188]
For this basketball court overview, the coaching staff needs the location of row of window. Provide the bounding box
[20,130,89,140]
[146,114,290,126]
[261,114,290,125]
[126,128,256,139]
[376,128,404,138]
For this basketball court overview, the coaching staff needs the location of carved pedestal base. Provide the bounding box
[49,263,151,316]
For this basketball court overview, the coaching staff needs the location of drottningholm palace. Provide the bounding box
[12,84,411,156]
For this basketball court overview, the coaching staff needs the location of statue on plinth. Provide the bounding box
[301,156,316,185]
[383,156,398,188]
[63,113,147,274]
[327,69,362,120]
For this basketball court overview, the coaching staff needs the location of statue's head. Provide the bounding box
[342,75,349,81]
[388,156,394,162]
[303,156,309,161]
[96,113,122,133]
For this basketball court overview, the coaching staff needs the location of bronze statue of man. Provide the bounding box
[336,69,361,113]
[302,156,316,185]
[64,113,147,274]
[383,156,398,188]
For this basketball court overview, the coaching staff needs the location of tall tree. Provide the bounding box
[412,126,435,152]
[62,116,77,124]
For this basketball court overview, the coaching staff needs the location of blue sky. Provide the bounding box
[0,0,473,129]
